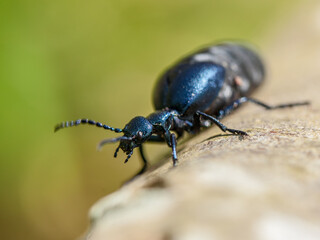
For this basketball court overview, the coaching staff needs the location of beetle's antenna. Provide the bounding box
[97,136,132,151]
[124,151,133,163]
[54,119,123,133]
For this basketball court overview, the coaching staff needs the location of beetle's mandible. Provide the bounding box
[55,42,309,177]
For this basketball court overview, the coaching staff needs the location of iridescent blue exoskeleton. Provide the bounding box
[55,43,309,177]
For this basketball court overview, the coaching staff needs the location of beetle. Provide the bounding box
[55,42,309,176]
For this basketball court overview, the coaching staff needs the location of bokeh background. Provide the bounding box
[0,0,305,239]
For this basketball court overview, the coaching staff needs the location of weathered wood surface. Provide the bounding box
[84,3,320,240]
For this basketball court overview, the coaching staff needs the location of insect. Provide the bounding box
[55,42,309,177]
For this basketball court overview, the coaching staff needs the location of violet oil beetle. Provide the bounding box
[55,42,309,177]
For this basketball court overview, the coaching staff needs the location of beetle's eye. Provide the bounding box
[137,131,143,139]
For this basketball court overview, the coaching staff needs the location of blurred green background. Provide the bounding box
[0,0,303,239]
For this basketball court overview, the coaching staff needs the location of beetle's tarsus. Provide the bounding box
[226,128,248,136]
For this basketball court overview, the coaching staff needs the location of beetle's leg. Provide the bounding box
[196,111,248,135]
[161,130,178,166]
[246,98,310,110]
[187,113,202,134]
[217,97,310,119]
[136,144,148,176]
[135,136,166,176]
[170,133,178,166]
[142,133,179,167]
[127,136,177,182]
[135,135,170,176]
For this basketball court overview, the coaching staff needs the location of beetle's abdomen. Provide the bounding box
[197,43,265,115]
[153,43,265,116]
[165,62,225,115]
[197,43,264,95]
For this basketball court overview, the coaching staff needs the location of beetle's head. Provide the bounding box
[119,116,153,154]
[97,116,153,163]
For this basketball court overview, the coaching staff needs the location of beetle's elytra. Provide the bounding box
[55,42,309,177]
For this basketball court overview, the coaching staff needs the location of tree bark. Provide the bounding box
[84,3,320,240]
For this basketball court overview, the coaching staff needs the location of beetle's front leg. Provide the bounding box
[163,130,178,167]
[170,133,178,166]
[137,144,148,176]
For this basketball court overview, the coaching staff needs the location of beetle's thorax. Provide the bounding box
[119,116,153,153]
[147,109,178,131]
